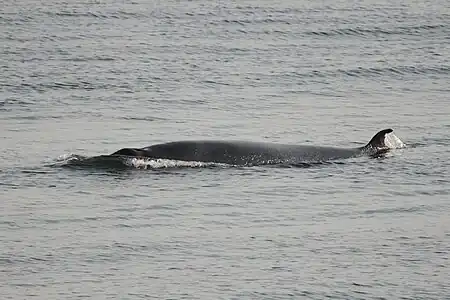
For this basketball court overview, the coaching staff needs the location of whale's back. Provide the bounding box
[141,140,358,165]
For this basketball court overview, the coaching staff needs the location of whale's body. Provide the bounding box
[110,129,394,166]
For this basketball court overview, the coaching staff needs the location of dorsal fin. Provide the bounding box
[363,128,393,149]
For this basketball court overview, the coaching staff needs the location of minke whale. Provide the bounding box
[110,129,394,166]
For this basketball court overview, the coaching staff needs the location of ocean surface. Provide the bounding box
[1,0,449,299]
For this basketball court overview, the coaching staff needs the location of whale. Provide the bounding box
[109,129,395,166]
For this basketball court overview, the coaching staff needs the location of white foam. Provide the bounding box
[55,153,86,162]
[385,132,406,149]
[124,157,230,169]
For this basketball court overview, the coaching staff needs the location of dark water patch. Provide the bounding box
[0,99,34,111]
[287,65,450,80]
[28,215,132,225]
[352,282,372,287]
[203,202,233,208]
[59,56,120,62]
[0,220,20,228]
[111,242,150,252]
[0,14,34,25]
[201,79,232,86]
[363,205,432,216]
[4,80,133,93]
[0,182,22,189]
[20,169,53,175]
[272,161,333,169]
[406,143,426,148]
[223,17,293,26]
[119,116,168,122]
[42,10,148,20]
[7,114,66,121]
[416,189,450,196]
[0,254,52,265]
[110,204,177,213]
[53,81,94,90]
[305,24,448,38]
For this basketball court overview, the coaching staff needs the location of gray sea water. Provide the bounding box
[1,0,450,299]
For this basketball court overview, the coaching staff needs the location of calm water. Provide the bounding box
[1,0,450,299]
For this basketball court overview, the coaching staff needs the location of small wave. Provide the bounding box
[288,65,450,80]
[120,116,168,122]
[5,81,133,93]
[0,14,34,24]
[201,79,232,86]
[223,18,292,26]
[44,10,147,20]
[341,65,450,77]
[0,99,34,111]
[269,161,334,168]
[305,24,448,38]
[59,56,119,62]
[363,205,431,215]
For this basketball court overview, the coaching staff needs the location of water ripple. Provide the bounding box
[306,24,448,37]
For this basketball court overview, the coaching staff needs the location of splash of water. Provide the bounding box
[124,157,230,169]
[56,153,86,162]
[385,132,406,149]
